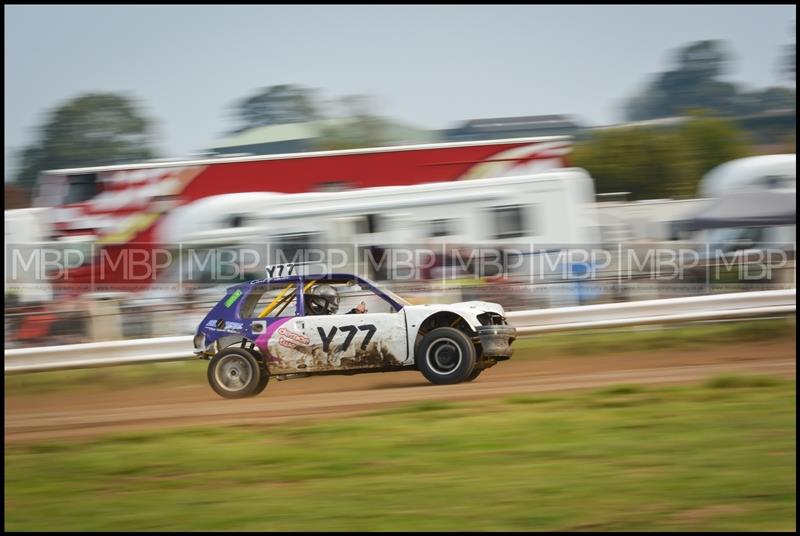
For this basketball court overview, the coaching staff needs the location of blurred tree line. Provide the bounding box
[229,85,393,150]
[10,36,794,200]
[584,34,795,201]
[12,94,158,193]
[11,86,393,195]
[624,40,796,121]
[572,113,752,200]
[231,83,322,127]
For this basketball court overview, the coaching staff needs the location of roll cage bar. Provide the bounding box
[229,273,407,318]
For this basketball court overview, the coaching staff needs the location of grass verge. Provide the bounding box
[4,378,796,531]
[512,316,795,355]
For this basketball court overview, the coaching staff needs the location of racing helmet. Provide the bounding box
[305,284,340,315]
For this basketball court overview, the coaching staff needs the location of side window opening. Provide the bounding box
[354,214,382,235]
[271,233,323,266]
[429,218,455,238]
[186,247,260,284]
[302,281,400,315]
[334,282,398,314]
[490,205,529,239]
[238,283,298,319]
[65,173,99,204]
[229,214,244,228]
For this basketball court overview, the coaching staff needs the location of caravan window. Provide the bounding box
[354,214,382,235]
[429,218,455,238]
[491,205,527,239]
[760,175,794,190]
[183,247,262,285]
[64,173,99,204]
[271,233,322,265]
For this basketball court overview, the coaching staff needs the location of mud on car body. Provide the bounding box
[194,272,516,398]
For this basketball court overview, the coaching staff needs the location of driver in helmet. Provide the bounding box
[304,284,367,315]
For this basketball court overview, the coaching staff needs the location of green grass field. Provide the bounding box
[5,318,795,396]
[4,377,796,531]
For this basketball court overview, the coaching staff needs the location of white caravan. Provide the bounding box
[695,154,796,248]
[699,154,795,197]
[157,168,602,281]
[5,208,55,303]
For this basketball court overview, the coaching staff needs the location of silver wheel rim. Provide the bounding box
[426,338,462,375]
[215,354,254,392]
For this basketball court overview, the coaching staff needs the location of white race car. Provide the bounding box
[194,270,516,399]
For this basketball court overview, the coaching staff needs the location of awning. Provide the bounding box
[672,189,796,232]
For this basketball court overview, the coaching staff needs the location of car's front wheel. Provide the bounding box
[207,347,264,399]
[463,367,483,382]
[416,327,477,385]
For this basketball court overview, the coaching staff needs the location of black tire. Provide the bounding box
[207,347,263,399]
[464,367,483,382]
[248,347,271,396]
[416,327,477,385]
[251,365,270,396]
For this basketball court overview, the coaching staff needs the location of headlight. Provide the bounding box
[477,312,506,326]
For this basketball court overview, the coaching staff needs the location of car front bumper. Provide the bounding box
[476,325,517,358]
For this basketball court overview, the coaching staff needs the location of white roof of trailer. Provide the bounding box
[699,154,796,197]
[166,168,587,219]
[158,168,593,243]
[249,169,588,224]
[41,136,572,176]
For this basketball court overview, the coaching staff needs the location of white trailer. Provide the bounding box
[161,168,599,245]
[5,208,55,303]
[699,154,795,197]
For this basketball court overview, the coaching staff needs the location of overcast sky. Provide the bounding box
[4,5,796,177]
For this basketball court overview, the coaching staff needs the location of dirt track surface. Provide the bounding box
[5,340,796,443]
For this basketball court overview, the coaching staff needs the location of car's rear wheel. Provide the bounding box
[207,347,263,399]
[416,327,477,385]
